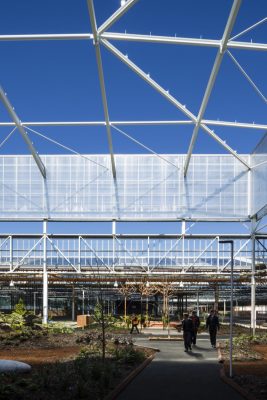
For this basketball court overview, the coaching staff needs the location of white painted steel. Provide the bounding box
[227,51,267,104]
[0,119,266,130]
[0,87,46,178]
[101,39,250,170]
[42,221,48,325]
[184,0,242,176]
[0,234,260,276]
[87,0,116,178]
[101,32,267,51]
[251,219,256,335]
[0,33,93,41]
[97,0,139,35]
[230,17,267,41]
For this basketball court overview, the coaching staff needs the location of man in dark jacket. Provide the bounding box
[190,310,200,346]
[206,309,220,348]
[182,313,194,352]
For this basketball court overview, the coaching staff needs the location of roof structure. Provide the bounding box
[0,1,266,324]
[0,0,266,223]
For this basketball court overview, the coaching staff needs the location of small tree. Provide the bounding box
[94,299,116,363]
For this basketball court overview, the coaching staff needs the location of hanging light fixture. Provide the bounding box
[114,281,118,288]
[9,280,15,287]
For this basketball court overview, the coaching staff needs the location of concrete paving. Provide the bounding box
[117,332,244,400]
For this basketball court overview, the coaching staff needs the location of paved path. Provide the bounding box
[117,332,244,400]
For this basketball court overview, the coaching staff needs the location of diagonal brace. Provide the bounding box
[0,86,46,178]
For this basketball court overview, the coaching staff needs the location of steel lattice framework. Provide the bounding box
[0,1,266,326]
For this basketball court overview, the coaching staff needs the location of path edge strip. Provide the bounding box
[104,352,156,400]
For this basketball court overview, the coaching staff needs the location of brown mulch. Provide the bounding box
[0,346,81,364]
[223,344,267,400]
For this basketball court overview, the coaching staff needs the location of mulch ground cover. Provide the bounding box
[0,328,154,400]
[220,334,267,400]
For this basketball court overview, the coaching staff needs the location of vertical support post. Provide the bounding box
[112,220,116,272]
[78,236,81,273]
[181,221,186,272]
[9,235,13,272]
[82,289,85,315]
[124,295,127,324]
[251,218,256,335]
[197,291,199,316]
[147,236,150,273]
[42,220,48,324]
[217,236,220,273]
[219,239,234,378]
[229,240,234,379]
[214,284,219,311]
[72,285,75,321]
[34,292,37,315]
[224,299,226,316]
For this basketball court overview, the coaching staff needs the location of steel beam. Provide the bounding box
[184,0,242,176]
[0,119,266,130]
[0,33,93,41]
[87,0,116,178]
[101,32,267,52]
[0,32,266,52]
[0,86,46,178]
[98,0,139,35]
[101,38,249,170]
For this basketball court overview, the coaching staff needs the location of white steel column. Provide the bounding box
[9,235,13,272]
[72,285,75,321]
[112,220,116,272]
[184,0,242,176]
[87,0,116,178]
[251,218,256,335]
[42,220,48,324]
[181,221,186,272]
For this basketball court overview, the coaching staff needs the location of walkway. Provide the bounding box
[117,330,244,400]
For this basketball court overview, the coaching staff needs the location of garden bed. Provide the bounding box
[220,334,267,400]
[0,328,155,400]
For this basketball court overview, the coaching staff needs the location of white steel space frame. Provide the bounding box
[0,0,266,178]
[0,1,266,331]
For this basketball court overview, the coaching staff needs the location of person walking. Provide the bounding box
[190,310,200,346]
[206,309,220,348]
[182,313,194,352]
[130,314,139,334]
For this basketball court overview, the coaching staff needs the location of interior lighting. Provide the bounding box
[114,281,118,288]
[146,281,150,287]
[9,280,15,287]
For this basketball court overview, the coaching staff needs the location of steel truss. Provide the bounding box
[0,233,266,278]
[0,1,266,175]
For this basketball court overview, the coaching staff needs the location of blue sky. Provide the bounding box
[0,0,266,234]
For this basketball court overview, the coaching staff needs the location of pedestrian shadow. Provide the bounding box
[187,351,204,359]
[194,345,215,352]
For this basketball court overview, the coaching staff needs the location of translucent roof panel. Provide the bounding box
[0,154,249,221]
